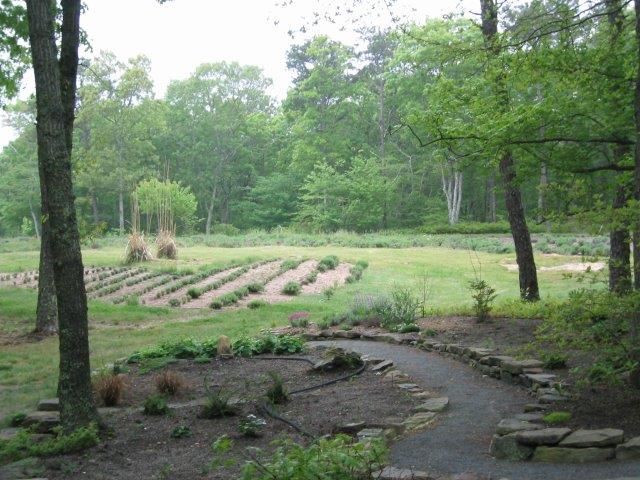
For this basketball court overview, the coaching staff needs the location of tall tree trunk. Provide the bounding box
[205,185,217,235]
[486,175,497,222]
[500,152,539,300]
[610,182,632,294]
[538,163,550,231]
[26,0,98,431]
[29,198,41,239]
[629,0,640,388]
[480,0,539,301]
[118,189,124,234]
[35,218,57,334]
[90,190,99,225]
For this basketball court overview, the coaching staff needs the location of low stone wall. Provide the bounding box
[307,329,640,464]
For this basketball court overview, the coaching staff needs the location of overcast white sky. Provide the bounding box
[0,0,476,146]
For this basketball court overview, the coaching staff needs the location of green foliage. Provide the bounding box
[7,412,26,428]
[248,299,268,309]
[0,424,99,465]
[128,337,219,363]
[231,334,305,357]
[318,255,339,271]
[540,352,568,370]
[134,179,198,233]
[246,282,265,293]
[282,281,302,296]
[240,434,387,480]
[218,292,239,306]
[168,298,181,307]
[143,394,168,415]
[238,414,267,438]
[398,323,420,333]
[536,290,640,384]
[468,279,497,323]
[170,425,192,439]
[210,299,223,309]
[266,372,290,405]
[200,389,236,418]
[187,288,201,299]
[380,286,419,330]
[543,411,572,425]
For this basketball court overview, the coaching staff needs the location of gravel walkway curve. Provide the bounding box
[313,340,640,480]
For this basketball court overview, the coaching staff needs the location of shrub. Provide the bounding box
[398,323,420,333]
[200,389,236,418]
[303,270,318,285]
[248,299,268,309]
[125,295,139,306]
[469,279,497,322]
[234,286,250,298]
[168,298,181,307]
[92,372,124,407]
[272,335,305,354]
[187,288,201,299]
[0,423,99,464]
[288,311,310,328]
[7,412,26,427]
[543,411,572,424]
[239,414,267,438]
[282,281,301,296]
[219,292,239,306]
[241,434,387,480]
[266,372,289,405]
[322,284,337,300]
[540,352,568,370]
[171,425,192,438]
[379,286,419,330]
[246,282,265,293]
[356,260,369,269]
[143,394,168,415]
[210,299,223,309]
[318,255,339,272]
[155,371,184,396]
[279,259,303,273]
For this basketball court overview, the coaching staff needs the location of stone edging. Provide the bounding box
[306,329,640,464]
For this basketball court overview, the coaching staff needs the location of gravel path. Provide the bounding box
[313,340,640,480]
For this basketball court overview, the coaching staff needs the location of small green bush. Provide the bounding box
[143,394,168,415]
[7,412,26,427]
[469,279,497,322]
[210,299,223,309]
[171,425,192,439]
[248,299,268,309]
[200,390,236,418]
[397,323,420,333]
[543,411,572,424]
[187,288,201,299]
[219,292,239,305]
[540,352,568,370]
[266,372,289,405]
[239,414,267,438]
[282,281,301,296]
[0,423,99,464]
[318,255,339,272]
[168,298,181,307]
[240,434,387,479]
[246,282,265,293]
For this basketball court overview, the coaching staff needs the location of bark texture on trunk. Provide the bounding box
[118,190,124,234]
[26,0,98,431]
[90,190,99,225]
[480,0,539,301]
[630,0,640,388]
[486,175,497,222]
[500,152,539,300]
[35,212,57,334]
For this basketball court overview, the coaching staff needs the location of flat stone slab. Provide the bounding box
[532,446,615,463]
[464,347,494,359]
[496,419,542,435]
[523,373,556,387]
[616,436,640,460]
[375,466,433,480]
[36,398,59,412]
[490,433,534,461]
[481,355,515,367]
[502,359,544,375]
[403,412,437,430]
[414,397,449,413]
[336,421,365,434]
[371,359,394,372]
[357,428,385,441]
[514,412,545,423]
[333,330,360,339]
[538,393,569,404]
[515,428,572,446]
[524,403,549,412]
[384,370,409,382]
[22,411,60,433]
[559,428,624,448]
[397,383,420,391]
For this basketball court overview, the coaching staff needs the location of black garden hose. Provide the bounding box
[257,401,315,439]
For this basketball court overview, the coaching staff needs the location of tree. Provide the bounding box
[25,0,98,431]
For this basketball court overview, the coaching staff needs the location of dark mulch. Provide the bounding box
[43,351,416,480]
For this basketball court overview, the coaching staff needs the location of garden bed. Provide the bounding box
[33,351,415,479]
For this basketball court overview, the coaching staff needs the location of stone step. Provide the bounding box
[22,411,60,433]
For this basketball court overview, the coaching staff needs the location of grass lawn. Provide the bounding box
[0,240,600,418]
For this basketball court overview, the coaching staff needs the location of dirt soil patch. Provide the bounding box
[42,350,415,480]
